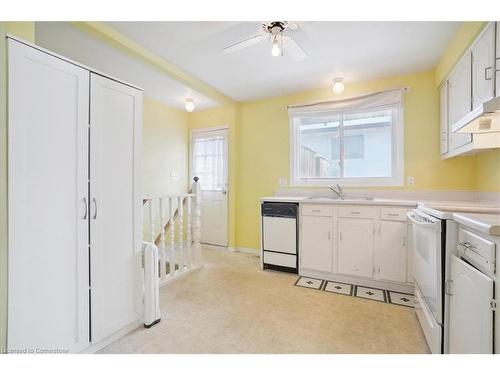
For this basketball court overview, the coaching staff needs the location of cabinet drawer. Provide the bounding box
[458,228,496,263]
[338,205,377,219]
[301,204,333,217]
[380,207,409,222]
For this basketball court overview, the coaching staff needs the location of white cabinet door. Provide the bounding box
[448,53,472,150]
[439,81,449,155]
[406,224,414,283]
[7,39,90,352]
[449,255,493,353]
[496,22,500,97]
[300,215,332,272]
[90,74,142,344]
[338,220,374,278]
[374,221,407,283]
[471,23,495,108]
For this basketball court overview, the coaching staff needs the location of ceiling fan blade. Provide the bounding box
[283,37,307,62]
[223,34,266,54]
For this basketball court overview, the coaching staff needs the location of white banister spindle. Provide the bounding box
[169,197,176,275]
[192,177,202,265]
[148,199,154,244]
[177,196,184,273]
[143,186,202,287]
[158,198,166,281]
[186,196,193,268]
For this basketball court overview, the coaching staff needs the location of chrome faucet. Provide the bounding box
[329,184,345,199]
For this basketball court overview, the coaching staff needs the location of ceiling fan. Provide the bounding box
[223,21,307,62]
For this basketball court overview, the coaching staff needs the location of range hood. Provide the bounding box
[452,96,500,134]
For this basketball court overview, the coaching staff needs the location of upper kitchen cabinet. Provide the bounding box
[471,23,495,109]
[440,81,449,155]
[448,52,473,151]
[440,22,499,159]
[496,22,500,97]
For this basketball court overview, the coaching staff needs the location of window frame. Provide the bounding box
[289,103,404,187]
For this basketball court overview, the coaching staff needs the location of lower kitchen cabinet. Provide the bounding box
[298,203,413,290]
[338,219,374,279]
[300,215,333,272]
[374,221,407,283]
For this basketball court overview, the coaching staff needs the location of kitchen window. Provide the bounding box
[289,89,405,186]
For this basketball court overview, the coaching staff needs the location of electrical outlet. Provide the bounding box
[279,177,288,187]
[407,176,415,186]
[170,172,179,181]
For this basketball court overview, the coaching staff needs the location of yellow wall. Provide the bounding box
[235,70,477,249]
[143,97,189,196]
[474,150,500,192]
[0,21,35,352]
[188,105,239,247]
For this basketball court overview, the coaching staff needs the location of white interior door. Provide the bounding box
[191,129,228,246]
[7,39,90,352]
[89,73,142,343]
[449,255,493,354]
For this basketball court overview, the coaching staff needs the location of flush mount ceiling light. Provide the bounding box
[332,78,345,95]
[185,98,195,112]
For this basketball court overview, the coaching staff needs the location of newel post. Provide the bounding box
[192,176,202,265]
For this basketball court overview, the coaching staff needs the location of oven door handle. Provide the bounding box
[406,211,438,229]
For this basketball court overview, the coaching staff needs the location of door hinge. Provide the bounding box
[491,299,497,311]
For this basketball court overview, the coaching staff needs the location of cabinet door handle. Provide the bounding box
[485,66,493,80]
[350,211,360,215]
[402,236,406,247]
[82,197,88,220]
[92,198,98,220]
[327,230,331,240]
[339,232,342,241]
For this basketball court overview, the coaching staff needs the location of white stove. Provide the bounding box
[410,201,500,354]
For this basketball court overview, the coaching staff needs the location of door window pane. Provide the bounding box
[192,136,225,190]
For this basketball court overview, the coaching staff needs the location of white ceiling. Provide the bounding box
[107,21,460,102]
[35,22,220,111]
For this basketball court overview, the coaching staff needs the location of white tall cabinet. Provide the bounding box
[7,38,142,352]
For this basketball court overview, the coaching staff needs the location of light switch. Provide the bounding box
[407,176,415,186]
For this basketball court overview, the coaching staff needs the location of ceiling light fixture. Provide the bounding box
[271,35,281,57]
[332,77,345,95]
[185,98,195,112]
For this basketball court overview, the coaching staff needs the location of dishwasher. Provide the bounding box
[261,202,298,273]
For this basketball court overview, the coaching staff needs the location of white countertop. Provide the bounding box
[260,196,417,206]
[452,213,500,236]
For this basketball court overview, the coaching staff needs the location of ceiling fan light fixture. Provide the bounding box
[185,98,195,112]
[332,78,345,94]
[271,34,282,57]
